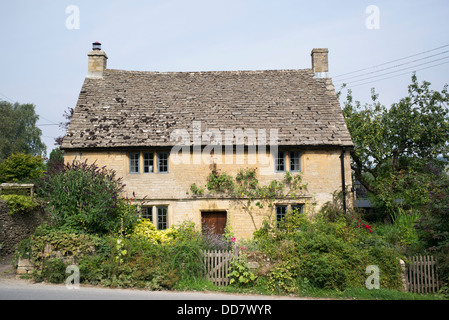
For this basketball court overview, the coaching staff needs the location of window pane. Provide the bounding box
[143,153,154,173]
[142,206,153,222]
[276,205,287,226]
[157,206,168,230]
[158,152,169,173]
[275,151,285,172]
[290,204,303,214]
[129,152,139,173]
[290,151,301,172]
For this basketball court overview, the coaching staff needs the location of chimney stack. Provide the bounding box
[311,48,329,78]
[87,42,108,78]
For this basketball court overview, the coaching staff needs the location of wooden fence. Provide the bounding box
[406,255,441,293]
[202,249,237,286]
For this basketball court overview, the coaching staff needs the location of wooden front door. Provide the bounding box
[201,211,227,235]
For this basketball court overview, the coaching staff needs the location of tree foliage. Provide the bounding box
[341,74,449,213]
[0,152,45,183]
[0,101,46,160]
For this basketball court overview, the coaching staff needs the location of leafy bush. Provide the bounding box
[0,152,45,183]
[38,160,138,235]
[76,221,206,289]
[253,211,404,292]
[132,218,179,244]
[0,194,39,215]
[40,258,67,283]
[228,255,256,287]
[415,173,449,285]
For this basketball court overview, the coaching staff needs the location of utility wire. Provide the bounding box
[334,50,449,83]
[0,89,59,125]
[333,44,449,79]
[334,55,449,86]
[341,60,449,89]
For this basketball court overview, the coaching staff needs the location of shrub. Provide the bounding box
[26,225,101,265]
[415,174,449,285]
[0,194,39,215]
[253,211,404,292]
[0,152,45,183]
[40,258,67,283]
[132,218,179,244]
[228,255,256,287]
[38,160,139,235]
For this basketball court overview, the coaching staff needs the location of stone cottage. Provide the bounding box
[61,43,353,239]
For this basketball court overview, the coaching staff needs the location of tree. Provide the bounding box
[46,147,65,175]
[54,107,74,147]
[0,101,46,161]
[341,74,449,214]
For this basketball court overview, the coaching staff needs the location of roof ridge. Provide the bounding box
[104,68,314,75]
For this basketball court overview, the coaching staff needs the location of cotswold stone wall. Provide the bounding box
[0,200,47,255]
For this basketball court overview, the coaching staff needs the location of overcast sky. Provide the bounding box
[1,0,448,156]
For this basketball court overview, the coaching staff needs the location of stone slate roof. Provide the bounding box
[61,68,353,150]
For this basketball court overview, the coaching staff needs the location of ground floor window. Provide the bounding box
[141,205,168,230]
[156,206,168,230]
[141,206,153,221]
[276,204,304,227]
[276,205,287,226]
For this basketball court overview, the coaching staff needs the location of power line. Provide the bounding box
[0,91,15,103]
[334,50,449,84]
[334,55,449,86]
[341,60,449,89]
[0,90,59,125]
[333,44,449,79]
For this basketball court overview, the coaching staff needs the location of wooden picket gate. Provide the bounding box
[202,249,237,286]
[406,255,441,293]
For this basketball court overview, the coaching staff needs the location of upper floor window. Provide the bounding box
[158,152,169,173]
[143,152,154,173]
[129,152,139,173]
[274,150,301,173]
[289,151,301,172]
[129,151,169,174]
[275,151,285,172]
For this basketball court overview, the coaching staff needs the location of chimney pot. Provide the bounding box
[311,48,329,78]
[92,42,102,51]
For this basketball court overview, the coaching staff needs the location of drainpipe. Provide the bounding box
[340,147,347,214]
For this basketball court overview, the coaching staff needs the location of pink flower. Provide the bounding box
[231,237,236,242]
